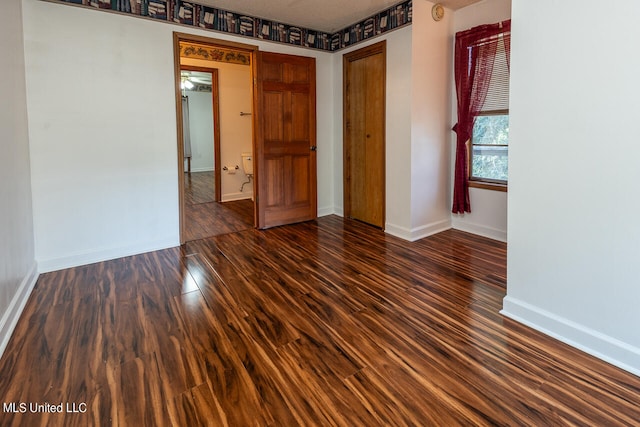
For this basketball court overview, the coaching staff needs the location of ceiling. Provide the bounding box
[182,71,212,85]
[196,0,483,33]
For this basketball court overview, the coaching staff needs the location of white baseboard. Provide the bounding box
[385,219,451,242]
[37,238,179,273]
[451,218,507,242]
[0,262,39,360]
[189,167,215,173]
[501,296,640,377]
[317,206,335,217]
[221,192,253,202]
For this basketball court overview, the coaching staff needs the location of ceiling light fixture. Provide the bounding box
[181,78,195,90]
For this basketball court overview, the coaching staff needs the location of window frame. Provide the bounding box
[468,109,509,192]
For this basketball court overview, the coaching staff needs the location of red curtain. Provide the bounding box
[452,20,511,214]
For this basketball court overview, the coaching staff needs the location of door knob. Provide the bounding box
[310,145,317,151]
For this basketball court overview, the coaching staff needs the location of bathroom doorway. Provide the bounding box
[174,34,257,242]
[181,67,221,203]
[181,67,253,241]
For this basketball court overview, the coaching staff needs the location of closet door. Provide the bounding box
[343,41,386,228]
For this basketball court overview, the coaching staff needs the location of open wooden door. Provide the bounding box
[254,52,317,229]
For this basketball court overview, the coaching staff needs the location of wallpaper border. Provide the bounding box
[46,0,412,52]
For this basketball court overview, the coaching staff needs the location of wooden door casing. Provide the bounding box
[343,41,386,229]
[256,52,317,229]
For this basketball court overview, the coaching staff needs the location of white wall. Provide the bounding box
[217,63,253,201]
[408,0,453,239]
[184,89,215,173]
[23,1,180,272]
[504,0,640,376]
[384,28,413,235]
[0,0,37,358]
[23,0,334,272]
[450,0,511,242]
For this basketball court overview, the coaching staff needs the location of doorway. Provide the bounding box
[174,34,257,243]
[174,33,319,242]
[343,41,386,229]
[181,67,221,203]
[180,67,254,241]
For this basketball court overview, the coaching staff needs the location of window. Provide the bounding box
[468,34,509,190]
[452,20,510,212]
[470,111,509,185]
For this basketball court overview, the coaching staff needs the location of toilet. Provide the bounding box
[241,152,253,179]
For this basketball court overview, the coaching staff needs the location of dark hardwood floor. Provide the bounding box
[1,217,639,426]
[184,171,254,241]
[184,171,216,205]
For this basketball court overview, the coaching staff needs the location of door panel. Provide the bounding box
[263,92,284,140]
[292,156,310,204]
[256,52,317,228]
[291,63,310,83]
[262,61,283,81]
[264,157,285,207]
[343,41,386,229]
[291,92,310,140]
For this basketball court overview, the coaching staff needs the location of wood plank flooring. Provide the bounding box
[184,171,216,205]
[184,200,254,241]
[184,171,254,241]
[1,217,639,426]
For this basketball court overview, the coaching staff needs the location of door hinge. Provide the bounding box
[310,145,317,151]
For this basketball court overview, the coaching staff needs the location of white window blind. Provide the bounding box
[481,36,509,112]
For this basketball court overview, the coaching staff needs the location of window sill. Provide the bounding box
[469,180,507,192]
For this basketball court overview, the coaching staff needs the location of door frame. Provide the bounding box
[180,65,221,203]
[172,32,258,244]
[343,40,387,228]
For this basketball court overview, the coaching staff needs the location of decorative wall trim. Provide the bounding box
[331,0,412,51]
[187,84,212,92]
[501,296,640,378]
[0,263,39,360]
[180,42,251,65]
[46,0,412,52]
